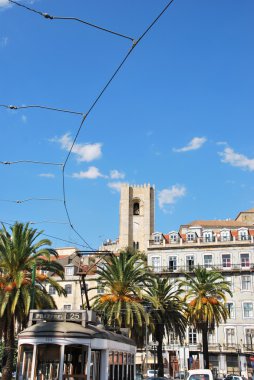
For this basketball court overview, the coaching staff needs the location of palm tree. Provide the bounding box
[0,222,66,380]
[90,248,152,338]
[180,266,232,369]
[145,277,187,377]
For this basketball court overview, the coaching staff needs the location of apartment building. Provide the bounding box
[147,213,254,378]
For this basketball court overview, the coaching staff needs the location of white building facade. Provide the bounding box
[148,218,254,378]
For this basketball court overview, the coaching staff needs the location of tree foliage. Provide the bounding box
[180,266,232,369]
[0,222,66,380]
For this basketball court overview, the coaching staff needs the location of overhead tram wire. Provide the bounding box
[0,198,63,204]
[0,220,89,249]
[64,0,176,166]
[2,0,176,251]
[0,160,63,166]
[0,104,85,116]
[8,0,134,42]
[61,0,176,248]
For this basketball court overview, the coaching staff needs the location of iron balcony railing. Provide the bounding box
[149,263,254,274]
[149,235,253,247]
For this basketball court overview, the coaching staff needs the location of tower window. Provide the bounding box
[133,202,140,215]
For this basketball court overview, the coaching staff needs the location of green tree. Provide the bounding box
[145,277,187,377]
[0,222,66,380]
[90,249,152,340]
[180,266,232,369]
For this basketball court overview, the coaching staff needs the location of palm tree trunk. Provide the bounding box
[2,315,15,380]
[202,323,209,369]
[156,324,165,377]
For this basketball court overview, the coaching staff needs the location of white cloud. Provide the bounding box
[110,170,125,179]
[216,141,228,146]
[174,137,207,152]
[52,133,102,162]
[21,115,27,123]
[107,182,123,192]
[219,147,254,172]
[39,173,55,178]
[0,1,9,8]
[72,166,106,179]
[0,36,8,46]
[158,185,186,209]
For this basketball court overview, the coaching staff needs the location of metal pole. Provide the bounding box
[146,319,148,372]
[154,344,156,371]
[31,264,36,309]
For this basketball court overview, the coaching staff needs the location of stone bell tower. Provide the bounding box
[118,184,155,252]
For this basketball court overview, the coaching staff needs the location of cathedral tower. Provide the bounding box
[119,184,155,252]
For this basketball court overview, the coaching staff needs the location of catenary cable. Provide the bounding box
[61,0,175,248]
[8,0,134,42]
[64,0,176,164]
[0,198,63,204]
[0,160,63,166]
[0,220,88,248]
[0,104,84,116]
[2,0,176,250]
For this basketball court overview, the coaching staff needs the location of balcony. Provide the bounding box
[149,263,254,274]
[243,344,254,352]
[149,234,254,248]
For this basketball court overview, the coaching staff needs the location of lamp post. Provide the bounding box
[236,347,241,376]
[153,341,159,372]
[145,318,148,372]
[144,304,151,373]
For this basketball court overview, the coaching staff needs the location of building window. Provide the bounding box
[221,230,230,241]
[241,253,250,268]
[203,232,213,242]
[242,275,251,291]
[170,234,178,242]
[226,303,235,319]
[225,276,233,291]
[239,229,248,241]
[204,254,213,268]
[133,202,140,215]
[208,331,216,344]
[243,302,253,318]
[65,284,72,295]
[188,328,197,344]
[222,254,231,268]
[63,305,71,310]
[154,234,161,243]
[168,256,177,271]
[48,285,56,295]
[245,328,254,349]
[186,256,194,271]
[187,233,195,242]
[97,286,104,294]
[151,257,161,272]
[65,266,74,276]
[225,328,235,345]
[169,332,177,344]
[133,241,139,250]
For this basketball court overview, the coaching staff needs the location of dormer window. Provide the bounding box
[65,266,74,276]
[154,234,161,244]
[187,233,195,242]
[221,229,230,241]
[170,234,178,243]
[238,228,248,241]
[203,230,213,242]
[133,202,140,215]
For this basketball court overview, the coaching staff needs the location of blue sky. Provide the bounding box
[0,0,254,250]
